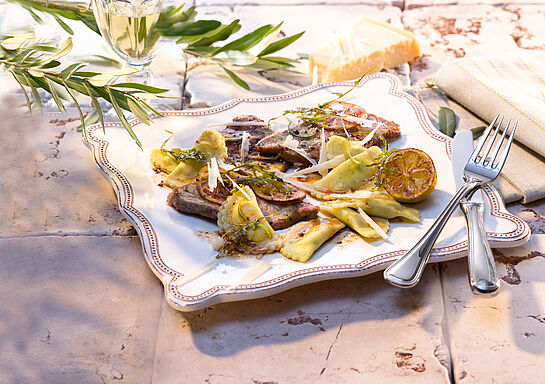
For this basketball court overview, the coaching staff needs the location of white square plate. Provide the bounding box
[85,74,530,311]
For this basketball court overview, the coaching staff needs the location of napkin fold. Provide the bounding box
[434,54,545,204]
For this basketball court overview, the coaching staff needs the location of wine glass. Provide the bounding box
[92,0,163,83]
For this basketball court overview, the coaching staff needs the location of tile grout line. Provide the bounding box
[0,233,138,239]
[149,299,167,383]
[438,262,456,384]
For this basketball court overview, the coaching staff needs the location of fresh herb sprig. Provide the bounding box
[366,134,400,188]
[1,34,170,147]
[273,70,372,136]
[217,215,273,258]
[225,163,292,195]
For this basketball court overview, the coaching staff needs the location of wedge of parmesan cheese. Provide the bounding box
[309,17,421,82]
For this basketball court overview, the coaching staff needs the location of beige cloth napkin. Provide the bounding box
[434,54,545,204]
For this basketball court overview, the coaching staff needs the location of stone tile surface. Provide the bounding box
[0,91,133,237]
[403,4,545,84]
[197,0,402,7]
[0,236,163,384]
[152,266,450,383]
[441,235,545,384]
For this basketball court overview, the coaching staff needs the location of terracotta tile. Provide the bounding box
[0,236,163,384]
[152,265,450,383]
[440,234,545,383]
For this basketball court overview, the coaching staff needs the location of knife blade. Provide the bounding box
[452,130,500,294]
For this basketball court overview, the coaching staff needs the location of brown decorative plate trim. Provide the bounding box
[85,73,530,310]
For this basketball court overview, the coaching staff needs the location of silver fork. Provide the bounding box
[383,115,517,288]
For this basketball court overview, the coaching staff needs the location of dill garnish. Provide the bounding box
[217,215,273,258]
[364,134,400,188]
[270,68,375,136]
[159,129,207,162]
[224,163,292,195]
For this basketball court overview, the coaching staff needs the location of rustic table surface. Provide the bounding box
[1,1,545,383]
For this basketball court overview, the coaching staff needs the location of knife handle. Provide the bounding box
[460,201,500,294]
[384,180,480,288]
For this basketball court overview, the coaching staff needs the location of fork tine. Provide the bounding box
[470,115,499,162]
[478,115,504,164]
[489,119,513,165]
[493,120,518,172]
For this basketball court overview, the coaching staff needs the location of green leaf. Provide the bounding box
[11,72,32,114]
[470,126,486,140]
[76,109,100,132]
[161,20,221,37]
[258,31,304,57]
[425,78,436,89]
[110,82,170,93]
[54,15,74,35]
[215,50,258,66]
[438,107,457,138]
[46,77,66,113]
[22,72,42,110]
[213,24,277,55]
[60,78,86,140]
[60,62,87,80]
[1,33,34,50]
[107,88,142,149]
[39,37,73,66]
[127,97,152,125]
[219,65,250,90]
[186,20,241,47]
[83,83,104,132]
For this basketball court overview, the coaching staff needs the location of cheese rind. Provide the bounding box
[309,17,421,82]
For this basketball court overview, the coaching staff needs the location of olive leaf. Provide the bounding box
[438,106,457,138]
[470,126,486,139]
[219,65,250,91]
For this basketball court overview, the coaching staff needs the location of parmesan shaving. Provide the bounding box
[336,114,384,128]
[328,190,374,199]
[225,174,251,200]
[357,207,389,240]
[282,135,317,165]
[275,170,327,196]
[226,261,272,291]
[318,128,329,176]
[312,65,318,85]
[217,159,235,171]
[355,124,381,148]
[208,157,223,191]
[174,259,220,287]
[290,154,345,176]
[207,160,217,191]
[240,131,250,162]
[207,121,269,128]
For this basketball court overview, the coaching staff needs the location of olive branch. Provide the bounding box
[8,0,305,90]
[1,34,170,148]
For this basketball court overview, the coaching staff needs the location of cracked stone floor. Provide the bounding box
[1,0,545,383]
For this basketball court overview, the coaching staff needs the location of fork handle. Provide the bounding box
[460,201,500,294]
[384,180,480,288]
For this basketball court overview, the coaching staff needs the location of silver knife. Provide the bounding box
[452,130,500,294]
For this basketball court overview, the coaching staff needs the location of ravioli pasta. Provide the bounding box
[313,146,382,192]
[281,218,345,262]
[320,204,389,239]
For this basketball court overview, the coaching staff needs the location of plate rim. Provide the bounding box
[84,73,531,311]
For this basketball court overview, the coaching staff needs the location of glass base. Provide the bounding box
[127,65,153,85]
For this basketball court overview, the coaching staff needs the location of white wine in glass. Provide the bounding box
[92,0,163,82]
